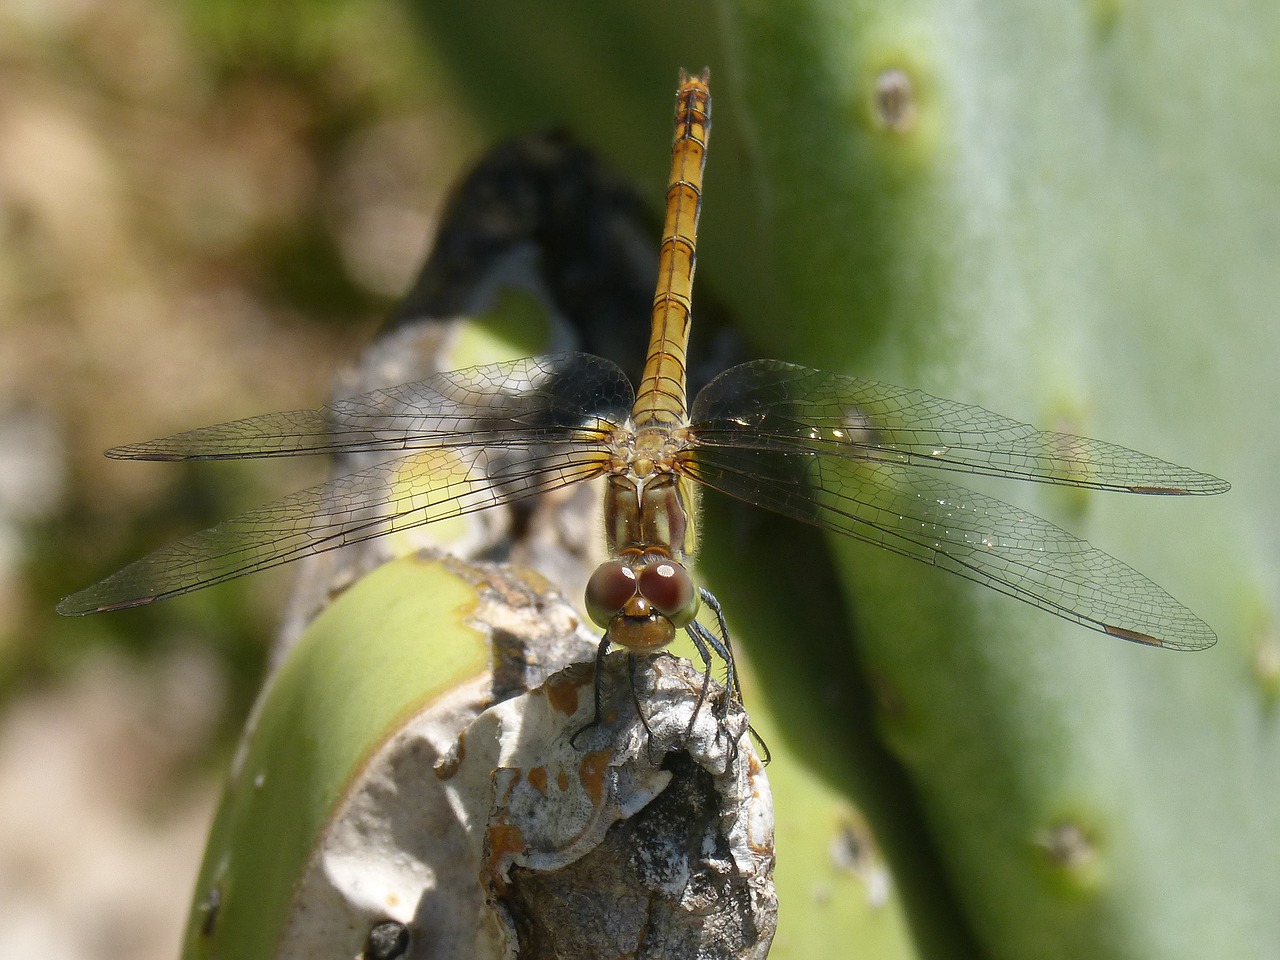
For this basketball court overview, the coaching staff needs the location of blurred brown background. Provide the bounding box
[0,1,481,955]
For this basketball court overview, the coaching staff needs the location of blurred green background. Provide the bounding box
[2,2,1276,959]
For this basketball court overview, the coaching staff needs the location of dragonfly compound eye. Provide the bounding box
[585,561,639,629]
[637,560,699,628]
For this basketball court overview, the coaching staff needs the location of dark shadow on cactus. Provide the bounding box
[699,498,985,960]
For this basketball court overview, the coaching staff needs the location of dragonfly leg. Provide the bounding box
[694,588,742,705]
[681,620,718,747]
[627,653,664,763]
[569,632,613,748]
[690,589,771,765]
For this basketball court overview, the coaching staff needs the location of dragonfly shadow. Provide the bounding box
[696,501,986,957]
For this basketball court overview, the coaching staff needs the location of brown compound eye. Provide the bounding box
[585,561,638,629]
[637,560,699,628]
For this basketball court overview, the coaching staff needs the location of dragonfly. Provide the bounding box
[59,70,1229,708]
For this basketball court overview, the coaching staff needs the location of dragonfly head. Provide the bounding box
[585,556,700,652]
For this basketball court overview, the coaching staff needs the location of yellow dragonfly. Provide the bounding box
[59,71,1229,706]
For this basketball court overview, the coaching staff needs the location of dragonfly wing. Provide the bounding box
[682,445,1217,650]
[107,353,635,460]
[689,360,1229,495]
[57,444,611,615]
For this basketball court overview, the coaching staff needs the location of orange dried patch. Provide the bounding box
[579,749,612,806]
[484,822,526,894]
[527,766,549,795]
[545,673,581,716]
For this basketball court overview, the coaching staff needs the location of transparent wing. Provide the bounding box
[57,444,611,615]
[681,446,1216,650]
[60,353,632,615]
[690,360,1229,495]
[107,353,635,460]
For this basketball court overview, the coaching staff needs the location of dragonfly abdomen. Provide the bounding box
[633,70,710,430]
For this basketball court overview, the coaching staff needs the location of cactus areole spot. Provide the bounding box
[873,67,918,132]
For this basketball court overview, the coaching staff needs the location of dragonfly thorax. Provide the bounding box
[602,469,697,559]
[603,424,697,558]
